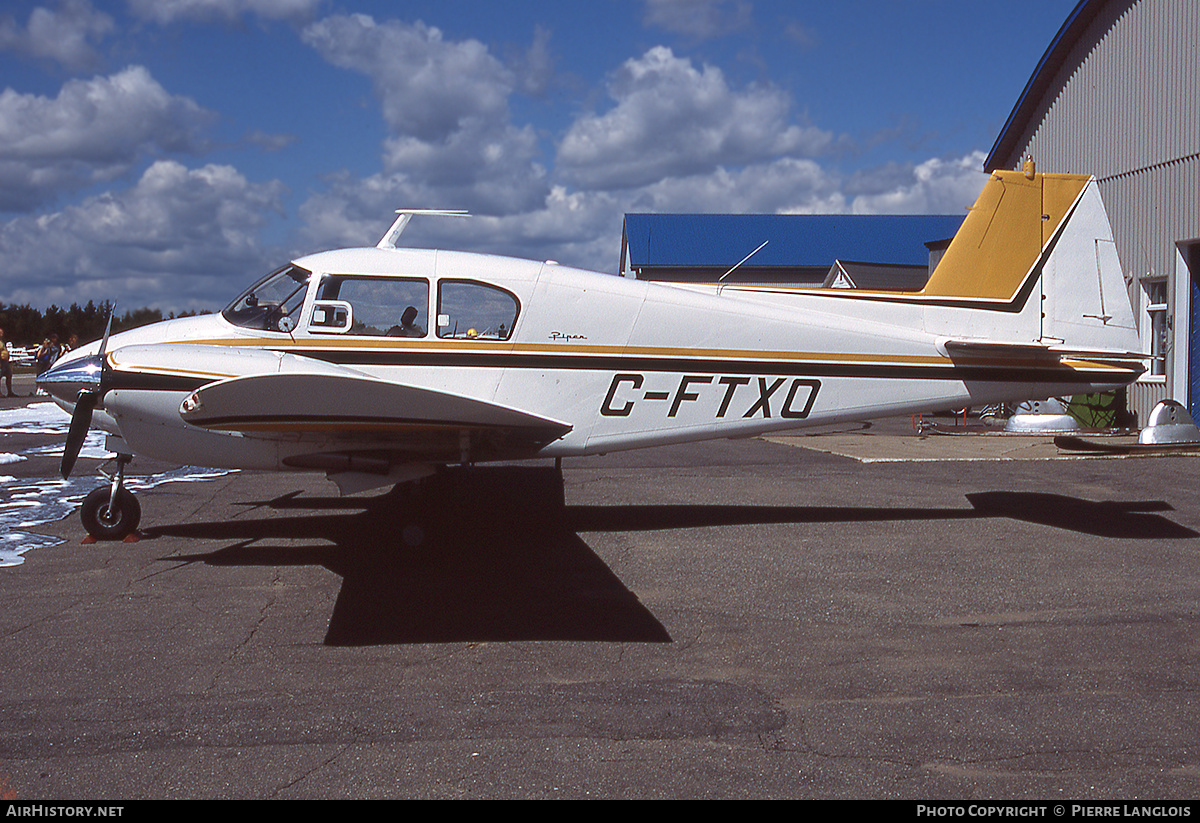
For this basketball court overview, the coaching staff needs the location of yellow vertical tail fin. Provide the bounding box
[920,170,1090,302]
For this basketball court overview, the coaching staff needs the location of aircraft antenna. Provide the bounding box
[717,240,769,295]
[377,209,470,250]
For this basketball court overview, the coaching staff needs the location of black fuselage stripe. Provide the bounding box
[284,349,1128,383]
[106,349,1137,394]
[108,373,211,392]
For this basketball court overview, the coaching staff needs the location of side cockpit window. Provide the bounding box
[311,276,429,337]
[436,280,519,340]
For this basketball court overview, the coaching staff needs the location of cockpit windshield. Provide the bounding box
[222,265,312,331]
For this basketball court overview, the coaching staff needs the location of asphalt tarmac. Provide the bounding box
[3,379,1200,799]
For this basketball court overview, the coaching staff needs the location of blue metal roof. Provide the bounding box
[623,213,965,268]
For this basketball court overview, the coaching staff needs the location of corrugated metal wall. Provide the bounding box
[995,0,1200,424]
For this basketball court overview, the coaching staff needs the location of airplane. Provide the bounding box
[38,167,1145,540]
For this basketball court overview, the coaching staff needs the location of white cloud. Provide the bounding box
[297,170,626,275]
[0,66,216,212]
[303,15,511,140]
[642,0,752,40]
[243,129,298,153]
[557,47,832,190]
[627,158,847,215]
[622,152,990,218]
[516,25,555,97]
[0,0,114,69]
[126,0,322,24]
[0,160,286,312]
[848,152,989,214]
[301,14,549,214]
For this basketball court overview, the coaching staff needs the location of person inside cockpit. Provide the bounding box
[386,305,425,337]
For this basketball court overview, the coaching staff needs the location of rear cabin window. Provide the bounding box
[436,280,519,340]
[315,276,429,337]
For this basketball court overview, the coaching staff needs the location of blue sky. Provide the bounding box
[0,0,1078,313]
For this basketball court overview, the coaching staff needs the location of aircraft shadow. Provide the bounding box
[569,492,1197,540]
[153,467,670,646]
[147,468,1197,647]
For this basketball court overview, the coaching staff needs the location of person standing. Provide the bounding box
[34,334,62,393]
[0,327,12,397]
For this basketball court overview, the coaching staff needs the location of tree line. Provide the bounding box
[0,301,207,348]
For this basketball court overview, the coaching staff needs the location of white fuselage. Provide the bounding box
[45,243,1139,473]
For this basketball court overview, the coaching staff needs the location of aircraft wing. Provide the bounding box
[178,371,573,464]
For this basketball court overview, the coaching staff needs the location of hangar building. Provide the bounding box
[985,0,1200,424]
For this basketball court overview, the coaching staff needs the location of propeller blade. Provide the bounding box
[55,304,116,478]
[61,389,97,479]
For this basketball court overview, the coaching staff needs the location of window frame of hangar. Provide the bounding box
[1140,276,1168,380]
[435,278,521,341]
[310,274,431,338]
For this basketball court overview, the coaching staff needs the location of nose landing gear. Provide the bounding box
[80,454,141,540]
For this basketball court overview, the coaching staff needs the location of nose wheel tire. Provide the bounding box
[80,487,141,540]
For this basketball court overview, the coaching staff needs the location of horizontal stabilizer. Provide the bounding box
[944,340,1061,359]
[944,339,1147,369]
